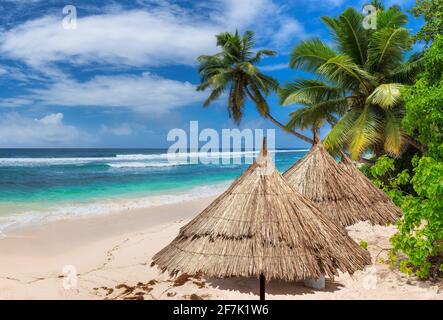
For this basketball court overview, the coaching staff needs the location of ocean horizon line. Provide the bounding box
[0,149,309,232]
[0,147,310,150]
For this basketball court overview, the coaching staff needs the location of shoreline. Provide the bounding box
[0,196,215,299]
[0,181,232,234]
[0,196,442,300]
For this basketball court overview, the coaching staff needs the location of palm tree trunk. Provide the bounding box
[403,134,426,153]
[312,126,320,144]
[265,113,314,144]
[357,157,374,164]
[340,150,374,164]
[243,88,314,144]
[374,143,385,158]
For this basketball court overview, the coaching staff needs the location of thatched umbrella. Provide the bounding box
[152,139,370,300]
[338,153,403,218]
[283,142,402,227]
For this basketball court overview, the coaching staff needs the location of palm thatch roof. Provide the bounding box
[152,140,370,281]
[339,153,403,219]
[283,143,401,227]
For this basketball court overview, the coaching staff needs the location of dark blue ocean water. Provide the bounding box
[0,148,308,231]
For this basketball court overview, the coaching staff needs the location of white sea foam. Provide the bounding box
[0,149,308,167]
[106,161,190,168]
[0,181,232,234]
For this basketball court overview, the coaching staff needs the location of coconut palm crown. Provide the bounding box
[197,30,313,143]
[279,6,424,159]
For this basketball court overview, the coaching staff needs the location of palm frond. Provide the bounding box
[197,30,278,124]
[250,49,277,64]
[207,69,232,89]
[286,107,320,130]
[238,62,258,76]
[387,52,425,84]
[322,8,368,66]
[241,30,255,60]
[279,79,343,106]
[348,106,382,159]
[367,27,412,72]
[203,86,225,107]
[323,109,360,155]
[376,6,408,29]
[216,32,233,47]
[367,83,403,109]
[318,55,374,91]
[289,38,337,72]
[256,73,279,92]
[383,109,404,156]
[286,98,349,130]
[197,82,211,92]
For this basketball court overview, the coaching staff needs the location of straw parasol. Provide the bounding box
[152,138,370,300]
[338,152,403,218]
[283,142,402,227]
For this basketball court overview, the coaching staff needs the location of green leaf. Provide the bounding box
[322,8,368,66]
[367,83,403,109]
[289,38,337,72]
[367,27,412,72]
[279,79,343,106]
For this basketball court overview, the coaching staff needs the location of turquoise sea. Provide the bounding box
[0,148,308,232]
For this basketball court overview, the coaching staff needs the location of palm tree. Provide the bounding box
[279,6,425,159]
[197,30,313,144]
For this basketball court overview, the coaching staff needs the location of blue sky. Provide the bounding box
[0,0,421,148]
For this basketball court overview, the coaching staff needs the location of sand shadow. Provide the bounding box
[206,277,344,297]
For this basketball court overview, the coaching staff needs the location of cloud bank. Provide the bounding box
[29,72,205,114]
[0,113,89,147]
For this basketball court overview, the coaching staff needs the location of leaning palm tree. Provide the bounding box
[197,30,313,144]
[279,6,425,159]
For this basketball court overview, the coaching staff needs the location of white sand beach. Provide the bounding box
[0,196,441,300]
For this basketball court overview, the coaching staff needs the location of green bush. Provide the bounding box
[391,156,443,278]
[359,240,369,250]
[364,37,443,279]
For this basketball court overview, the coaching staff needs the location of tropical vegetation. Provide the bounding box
[363,34,443,279]
[279,4,424,160]
[196,1,442,279]
[196,31,313,143]
[410,0,443,44]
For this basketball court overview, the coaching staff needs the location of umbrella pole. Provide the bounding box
[259,274,265,300]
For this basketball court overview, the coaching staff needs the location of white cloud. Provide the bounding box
[0,64,49,82]
[328,0,346,6]
[0,1,308,68]
[260,63,289,71]
[100,123,134,136]
[30,72,205,114]
[299,0,346,8]
[271,18,307,46]
[0,97,34,107]
[0,0,310,125]
[0,112,88,147]
[38,112,64,125]
[0,8,219,67]
[384,0,415,9]
[213,0,270,27]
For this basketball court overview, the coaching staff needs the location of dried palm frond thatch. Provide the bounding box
[283,143,402,227]
[152,139,370,286]
[338,153,403,218]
